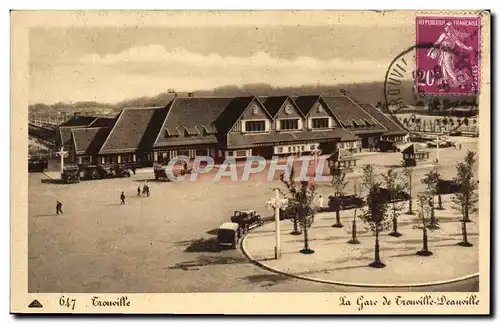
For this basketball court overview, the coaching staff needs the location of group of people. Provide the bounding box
[56,182,151,213]
[121,182,151,205]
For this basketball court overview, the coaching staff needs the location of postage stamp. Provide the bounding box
[10,10,491,315]
[415,16,481,95]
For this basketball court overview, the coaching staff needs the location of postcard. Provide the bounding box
[11,10,491,314]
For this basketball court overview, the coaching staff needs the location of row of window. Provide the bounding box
[340,119,377,128]
[245,118,330,133]
[276,144,317,154]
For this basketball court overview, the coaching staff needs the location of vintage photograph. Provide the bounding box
[11,10,491,314]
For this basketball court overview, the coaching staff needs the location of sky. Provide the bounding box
[29,15,414,104]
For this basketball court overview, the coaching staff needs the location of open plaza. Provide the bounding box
[28,136,479,293]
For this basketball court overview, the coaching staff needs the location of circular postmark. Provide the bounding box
[383,43,479,136]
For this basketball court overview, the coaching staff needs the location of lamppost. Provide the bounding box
[266,188,288,260]
[56,147,69,175]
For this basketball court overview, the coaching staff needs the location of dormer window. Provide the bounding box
[311,117,329,129]
[279,119,299,131]
[164,128,179,138]
[244,120,266,132]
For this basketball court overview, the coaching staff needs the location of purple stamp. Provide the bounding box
[416,16,480,95]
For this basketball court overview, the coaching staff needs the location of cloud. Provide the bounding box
[32,45,393,104]
[80,44,388,73]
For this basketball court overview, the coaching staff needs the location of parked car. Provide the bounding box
[61,165,80,184]
[427,140,454,148]
[154,163,168,180]
[79,165,106,180]
[376,140,400,152]
[216,222,242,249]
[28,157,48,173]
[230,210,264,233]
[376,187,411,203]
[437,179,461,195]
[327,195,364,211]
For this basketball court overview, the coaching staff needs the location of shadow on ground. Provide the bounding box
[41,178,65,184]
[133,179,169,183]
[243,273,291,287]
[174,237,239,253]
[168,255,249,271]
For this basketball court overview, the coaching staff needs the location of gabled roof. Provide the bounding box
[258,96,289,117]
[321,96,387,132]
[401,143,428,154]
[154,97,239,147]
[291,95,321,116]
[328,148,358,162]
[214,96,262,133]
[88,116,116,128]
[100,107,167,154]
[59,115,97,127]
[357,103,408,136]
[71,127,110,155]
[59,127,74,149]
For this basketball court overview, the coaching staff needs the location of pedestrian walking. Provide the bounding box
[120,191,126,205]
[137,186,141,196]
[145,184,150,197]
[317,194,324,211]
[56,200,63,215]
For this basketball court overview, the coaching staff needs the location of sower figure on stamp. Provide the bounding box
[56,200,63,215]
[120,191,126,205]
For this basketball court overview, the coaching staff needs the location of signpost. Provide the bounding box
[266,188,288,260]
[56,147,69,175]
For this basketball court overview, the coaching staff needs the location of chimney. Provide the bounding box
[188,92,194,97]
[339,89,347,96]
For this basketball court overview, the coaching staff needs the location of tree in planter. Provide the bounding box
[402,163,415,215]
[359,184,391,268]
[451,151,479,247]
[420,166,441,229]
[382,168,404,237]
[295,180,318,254]
[280,166,301,235]
[347,181,363,245]
[414,194,439,256]
[330,168,349,228]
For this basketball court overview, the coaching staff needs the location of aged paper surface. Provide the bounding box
[11,10,490,314]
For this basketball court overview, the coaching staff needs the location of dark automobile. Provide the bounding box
[61,165,80,184]
[79,164,131,180]
[154,164,169,180]
[437,179,460,195]
[112,165,131,178]
[230,210,264,233]
[376,140,400,152]
[217,222,242,249]
[375,187,410,203]
[28,158,48,173]
[327,195,364,211]
[79,165,106,180]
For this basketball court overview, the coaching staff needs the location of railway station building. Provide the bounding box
[64,95,408,166]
